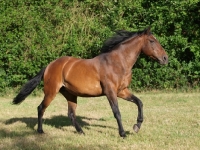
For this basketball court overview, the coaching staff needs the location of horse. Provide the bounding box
[13,27,168,137]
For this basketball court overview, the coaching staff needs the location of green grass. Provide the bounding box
[0,92,200,150]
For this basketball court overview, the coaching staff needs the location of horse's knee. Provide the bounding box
[139,100,143,107]
[131,95,143,107]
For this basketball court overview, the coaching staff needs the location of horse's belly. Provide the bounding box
[64,81,102,97]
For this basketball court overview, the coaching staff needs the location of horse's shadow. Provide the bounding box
[4,115,133,136]
[5,115,116,132]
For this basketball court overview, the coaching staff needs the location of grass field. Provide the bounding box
[0,92,199,150]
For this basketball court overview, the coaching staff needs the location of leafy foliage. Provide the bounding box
[0,0,199,92]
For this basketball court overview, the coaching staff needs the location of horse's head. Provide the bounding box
[141,27,168,65]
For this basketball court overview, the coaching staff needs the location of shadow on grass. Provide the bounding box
[4,115,116,133]
[0,116,131,149]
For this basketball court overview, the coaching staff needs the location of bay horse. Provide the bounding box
[13,27,168,137]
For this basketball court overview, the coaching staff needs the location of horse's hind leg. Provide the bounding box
[37,93,57,133]
[68,100,84,134]
[60,88,84,134]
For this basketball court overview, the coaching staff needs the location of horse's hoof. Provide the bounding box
[120,131,126,138]
[37,129,44,134]
[133,124,140,133]
[78,131,85,135]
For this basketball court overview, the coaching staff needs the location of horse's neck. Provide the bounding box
[97,36,144,72]
[118,36,144,70]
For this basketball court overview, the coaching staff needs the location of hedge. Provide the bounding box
[0,0,200,93]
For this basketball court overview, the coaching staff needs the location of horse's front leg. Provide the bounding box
[106,91,126,137]
[118,88,143,133]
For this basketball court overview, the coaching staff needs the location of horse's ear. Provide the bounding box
[144,26,151,35]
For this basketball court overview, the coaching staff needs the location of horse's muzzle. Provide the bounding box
[159,55,168,65]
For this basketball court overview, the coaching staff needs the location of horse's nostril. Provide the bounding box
[163,55,168,63]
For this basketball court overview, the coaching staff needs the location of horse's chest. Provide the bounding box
[119,73,132,89]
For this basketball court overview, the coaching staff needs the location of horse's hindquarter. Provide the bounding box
[43,56,72,94]
[63,57,102,96]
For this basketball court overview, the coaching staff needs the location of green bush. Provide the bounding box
[0,0,199,93]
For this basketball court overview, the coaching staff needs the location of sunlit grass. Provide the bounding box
[0,92,199,150]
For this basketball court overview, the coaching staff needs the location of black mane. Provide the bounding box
[100,29,145,53]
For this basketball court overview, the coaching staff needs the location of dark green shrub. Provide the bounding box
[0,0,199,93]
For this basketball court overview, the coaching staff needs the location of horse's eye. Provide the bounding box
[149,40,154,43]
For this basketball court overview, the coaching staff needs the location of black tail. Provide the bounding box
[13,67,46,104]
